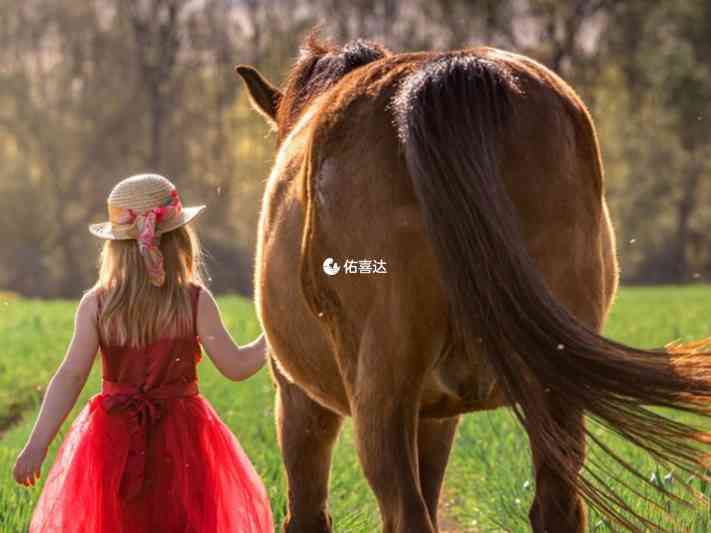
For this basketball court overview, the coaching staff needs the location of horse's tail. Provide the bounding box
[394,53,711,530]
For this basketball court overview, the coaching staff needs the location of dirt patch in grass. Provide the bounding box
[439,485,478,533]
[0,406,26,440]
[0,394,41,440]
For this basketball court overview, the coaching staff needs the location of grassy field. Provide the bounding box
[1,286,710,532]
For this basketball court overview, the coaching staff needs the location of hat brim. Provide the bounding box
[88,205,207,240]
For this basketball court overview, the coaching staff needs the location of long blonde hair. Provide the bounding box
[92,224,207,348]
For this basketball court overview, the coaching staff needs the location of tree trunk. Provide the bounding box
[672,158,703,281]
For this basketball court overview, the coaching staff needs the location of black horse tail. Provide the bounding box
[394,52,711,531]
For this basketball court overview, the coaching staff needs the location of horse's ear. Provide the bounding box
[235,65,282,127]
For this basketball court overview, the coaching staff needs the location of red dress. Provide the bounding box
[29,284,273,533]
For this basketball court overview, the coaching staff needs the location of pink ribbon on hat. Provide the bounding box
[113,189,183,287]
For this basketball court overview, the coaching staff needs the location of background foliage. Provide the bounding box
[1,0,709,297]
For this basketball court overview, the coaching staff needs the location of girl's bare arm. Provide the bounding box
[13,290,99,486]
[196,289,268,381]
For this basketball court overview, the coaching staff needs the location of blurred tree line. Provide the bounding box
[0,0,709,297]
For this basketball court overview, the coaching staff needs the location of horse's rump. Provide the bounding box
[391,48,711,530]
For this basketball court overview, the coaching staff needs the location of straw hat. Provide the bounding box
[89,174,206,240]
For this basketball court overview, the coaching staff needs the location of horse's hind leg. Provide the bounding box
[351,301,442,533]
[271,358,344,533]
[526,403,587,533]
[418,417,460,531]
[353,387,434,533]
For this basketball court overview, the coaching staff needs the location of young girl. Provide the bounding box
[12,174,274,532]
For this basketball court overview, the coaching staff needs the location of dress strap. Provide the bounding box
[95,288,104,345]
[192,283,201,337]
[96,288,103,317]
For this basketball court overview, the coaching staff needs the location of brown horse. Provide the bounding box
[237,34,711,533]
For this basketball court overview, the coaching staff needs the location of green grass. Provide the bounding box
[1,286,711,532]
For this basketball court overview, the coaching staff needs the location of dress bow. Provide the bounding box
[99,379,199,500]
[100,386,164,500]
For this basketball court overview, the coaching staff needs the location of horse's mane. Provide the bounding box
[276,30,390,134]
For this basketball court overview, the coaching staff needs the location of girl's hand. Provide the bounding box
[13,443,47,487]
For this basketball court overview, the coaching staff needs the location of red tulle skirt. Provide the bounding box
[29,392,273,533]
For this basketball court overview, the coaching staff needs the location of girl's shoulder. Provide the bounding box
[195,282,218,306]
[79,286,102,314]
[70,287,102,333]
[193,281,220,301]
[190,281,206,304]
[189,281,204,294]
[194,284,222,327]
[83,285,107,318]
